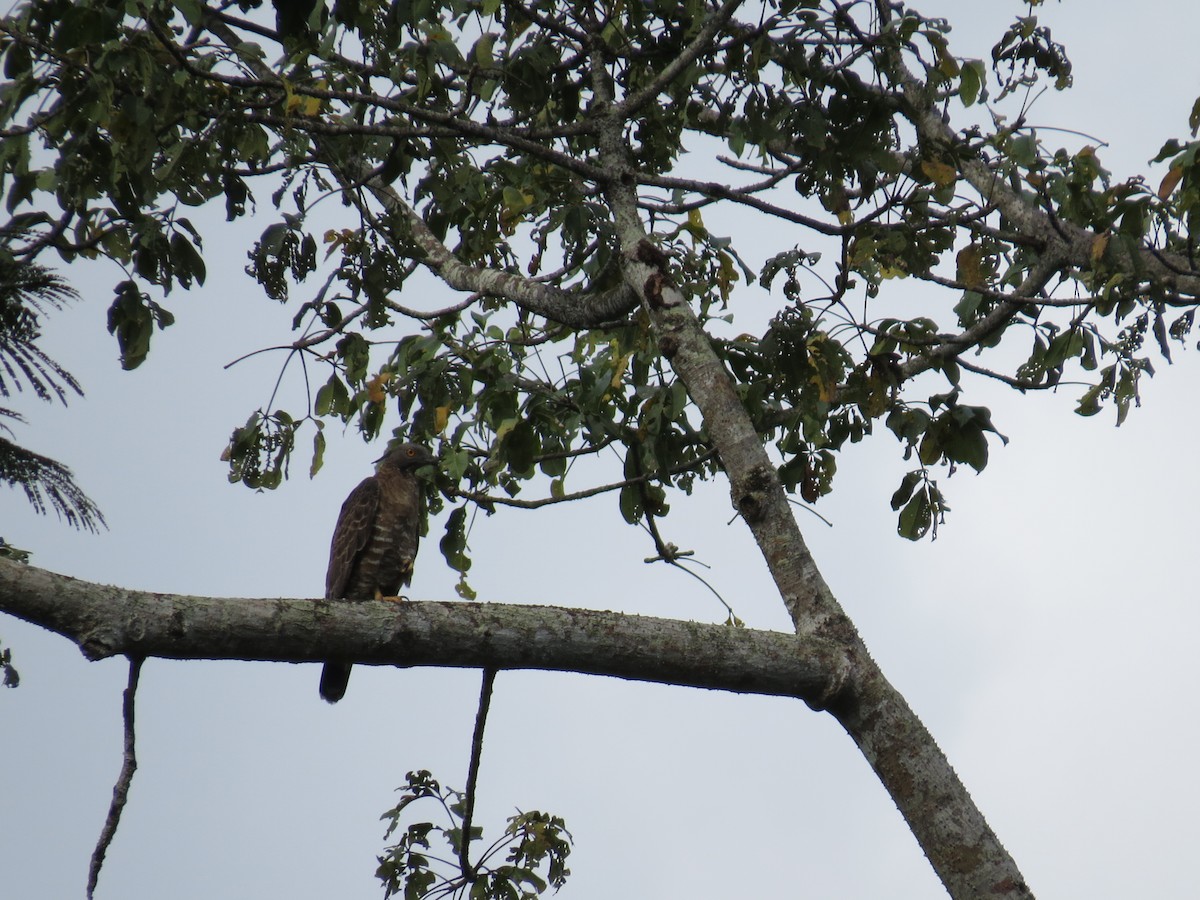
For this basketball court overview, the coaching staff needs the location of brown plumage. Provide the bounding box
[319,442,435,703]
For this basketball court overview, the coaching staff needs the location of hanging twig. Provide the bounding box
[87,656,143,900]
[632,455,741,623]
[458,668,496,882]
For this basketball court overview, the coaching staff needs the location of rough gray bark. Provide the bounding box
[0,558,847,705]
[621,252,1032,898]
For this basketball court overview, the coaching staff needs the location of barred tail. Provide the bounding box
[319,662,352,703]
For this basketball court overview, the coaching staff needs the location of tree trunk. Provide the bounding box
[619,247,1032,898]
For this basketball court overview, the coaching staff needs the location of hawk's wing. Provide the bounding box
[325,475,379,599]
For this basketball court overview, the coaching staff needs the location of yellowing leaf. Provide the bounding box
[1158,165,1184,200]
[283,79,325,117]
[717,251,738,300]
[956,244,985,290]
[1090,233,1109,266]
[282,79,299,114]
[434,405,451,433]
[926,32,958,76]
[367,371,393,404]
[609,343,630,389]
[805,334,840,403]
[920,159,957,188]
[499,187,534,235]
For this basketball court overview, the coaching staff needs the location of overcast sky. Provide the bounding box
[4,2,1200,898]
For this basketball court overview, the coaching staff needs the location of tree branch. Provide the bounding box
[350,167,642,329]
[613,0,745,121]
[87,656,142,900]
[899,251,1064,381]
[0,560,849,709]
[871,2,1200,299]
[191,11,642,331]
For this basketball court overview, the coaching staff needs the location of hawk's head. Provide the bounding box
[376,442,437,472]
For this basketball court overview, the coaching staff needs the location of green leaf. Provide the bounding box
[503,419,538,474]
[917,429,942,466]
[1007,134,1040,167]
[309,424,325,478]
[439,506,471,573]
[170,232,206,287]
[959,59,985,107]
[1075,384,1103,417]
[454,574,477,601]
[473,33,495,67]
[890,471,922,511]
[898,492,932,541]
[106,281,157,370]
[314,374,350,417]
[3,40,30,78]
[618,483,641,524]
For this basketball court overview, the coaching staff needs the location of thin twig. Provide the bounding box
[458,668,496,882]
[445,449,716,510]
[87,656,143,900]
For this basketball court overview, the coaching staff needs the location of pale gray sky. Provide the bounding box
[4,3,1200,898]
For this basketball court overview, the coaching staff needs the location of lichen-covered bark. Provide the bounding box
[0,558,845,704]
[628,261,1032,897]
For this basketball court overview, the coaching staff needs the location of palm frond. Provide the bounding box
[0,435,106,533]
[0,241,83,403]
[0,228,103,530]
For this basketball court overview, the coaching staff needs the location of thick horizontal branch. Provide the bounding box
[0,560,849,707]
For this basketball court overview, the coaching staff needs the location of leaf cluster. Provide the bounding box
[377,770,571,900]
[1,0,1198,542]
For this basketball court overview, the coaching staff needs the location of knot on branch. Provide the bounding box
[634,239,669,268]
[733,464,776,525]
[988,876,1032,897]
[643,542,694,564]
[805,650,857,715]
[635,240,678,310]
[643,271,678,309]
[80,630,118,661]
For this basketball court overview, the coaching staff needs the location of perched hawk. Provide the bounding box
[319,442,435,703]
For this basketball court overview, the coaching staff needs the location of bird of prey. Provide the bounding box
[319,442,435,703]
